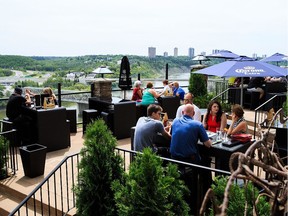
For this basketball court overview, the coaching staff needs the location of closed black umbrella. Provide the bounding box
[118,56,132,90]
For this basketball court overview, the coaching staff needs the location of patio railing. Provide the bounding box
[9,147,231,216]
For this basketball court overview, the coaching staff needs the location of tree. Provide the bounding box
[113,148,190,215]
[74,119,124,216]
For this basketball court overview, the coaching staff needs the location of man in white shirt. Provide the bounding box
[175,93,201,122]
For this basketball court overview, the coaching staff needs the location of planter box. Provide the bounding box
[20,144,47,178]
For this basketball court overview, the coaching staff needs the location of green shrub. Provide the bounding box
[209,176,270,216]
[112,148,190,216]
[188,71,207,97]
[0,136,9,179]
[74,119,124,216]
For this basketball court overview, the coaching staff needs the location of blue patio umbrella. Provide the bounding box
[194,56,287,105]
[206,50,240,59]
[260,53,288,66]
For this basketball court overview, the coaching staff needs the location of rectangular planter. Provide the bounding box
[20,144,47,178]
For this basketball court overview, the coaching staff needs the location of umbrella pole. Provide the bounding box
[240,77,244,106]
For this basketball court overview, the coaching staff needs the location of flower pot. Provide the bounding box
[20,144,47,178]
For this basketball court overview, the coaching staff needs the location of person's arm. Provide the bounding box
[137,89,142,98]
[149,89,161,98]
[161,129,171,140]
[220,113,227,131]
[227,121,247,135]
[202,113,207,129]
[203,139,212,148]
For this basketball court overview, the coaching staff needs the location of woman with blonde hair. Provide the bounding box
[43,87,58,105]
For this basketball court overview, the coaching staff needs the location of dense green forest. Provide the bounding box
[0,55,197,79]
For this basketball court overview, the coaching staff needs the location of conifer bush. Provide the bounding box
[112,148,190,216]
[209,176,270,216]
[74,119,124,216]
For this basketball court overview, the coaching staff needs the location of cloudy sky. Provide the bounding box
[1,0,287,57]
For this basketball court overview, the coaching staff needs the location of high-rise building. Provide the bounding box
[188,48,195,58]
[163,52,168,57]
[174,47,178,57]
[252,53,258,59]
[148,47,156,58]
[200,51,206,56]
[212,49,220,54]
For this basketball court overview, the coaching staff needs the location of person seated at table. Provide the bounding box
[170,104,212,214]
[159,79,172,96]
[140,82,161,106]
[43,87,58,105]
[24,88,35,105]
[176,92,201,122]
[133,104,171,154]
[247,77,265,99]
[202,100,227,133]
[265,76,287,87]
[6,87,35,145]
[172,81,185,100]
[227,104,247,135]
[233,77,250,87]
[131,80,143,101]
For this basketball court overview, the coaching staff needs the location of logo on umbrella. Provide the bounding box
[236,66,265,75]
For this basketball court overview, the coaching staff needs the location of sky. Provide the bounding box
[1,0,288,57]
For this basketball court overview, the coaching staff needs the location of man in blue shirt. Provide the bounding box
[170,104,212,215]
[171,104,211,163]
[172,81,185,100]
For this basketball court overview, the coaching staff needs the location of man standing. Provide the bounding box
[175,92,202,122]
[133,104,171,153]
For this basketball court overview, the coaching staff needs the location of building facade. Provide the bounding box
[148,47,156,58]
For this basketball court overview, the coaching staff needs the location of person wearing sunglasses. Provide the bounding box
[134,104,171,154]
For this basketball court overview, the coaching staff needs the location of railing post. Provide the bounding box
[58,83,61,107]
[90,83,95,97]
[138,73,141,81]
[165,63,168,80]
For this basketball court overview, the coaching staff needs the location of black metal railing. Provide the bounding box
[0,129,18,178]
[9,147,231,215]
[253,94,284,138]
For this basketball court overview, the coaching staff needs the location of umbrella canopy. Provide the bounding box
[92,66,113,74]
[192,55,209,65]
[194,56,287,78]
[206,50,240,59]
[194,56,287,105]
[260,52,288,62]
[118,56,132,90]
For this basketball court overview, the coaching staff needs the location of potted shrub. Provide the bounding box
[207,176,270,216]
[0,136,9,180]
[112,148,190,215]
[74,119,124,215]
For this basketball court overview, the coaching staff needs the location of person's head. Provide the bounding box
[162,80,168,85]
[231,104,244,119]
[183,93,194,105]
[147,104,163,120]
[205,100,223,123]
[146,82,153,88]
[14,87,23,95]
[43,87,53,96]
[183,104,195,118]
[173,81,179,88]
[134,80,141,88]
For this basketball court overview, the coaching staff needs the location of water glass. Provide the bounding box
[216,128,221,140]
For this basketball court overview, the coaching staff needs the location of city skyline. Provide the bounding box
[1,0,287,57]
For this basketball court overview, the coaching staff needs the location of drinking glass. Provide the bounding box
[216,128,221,140]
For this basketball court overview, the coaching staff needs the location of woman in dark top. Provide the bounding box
[247,77,265,99]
